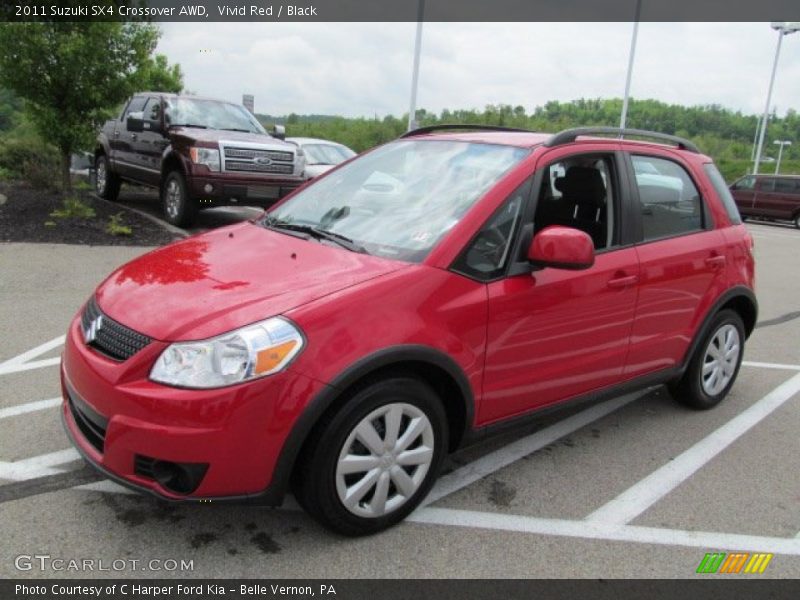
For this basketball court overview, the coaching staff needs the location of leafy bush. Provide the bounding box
[0,135,60,189]
[50,196,95,219]
[106,212,132,236]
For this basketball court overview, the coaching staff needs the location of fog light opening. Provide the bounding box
[151,460,209,495]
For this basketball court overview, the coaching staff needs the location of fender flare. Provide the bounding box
[265,344,476,502]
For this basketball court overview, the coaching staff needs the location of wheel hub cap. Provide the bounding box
[335,402,434,518]
[701,323,740,396]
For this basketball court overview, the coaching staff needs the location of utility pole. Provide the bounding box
[619,0,642,130]
[407,0,425,131]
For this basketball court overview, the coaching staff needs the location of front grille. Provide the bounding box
[223,147,293,162]
[67,388,107,454]
[81,298,151,361]
[221,145,295,175]
[224,160,294,174]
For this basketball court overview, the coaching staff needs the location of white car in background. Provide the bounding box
[287,137,357,179]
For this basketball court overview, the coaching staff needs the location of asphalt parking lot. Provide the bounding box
[0,220,799,579]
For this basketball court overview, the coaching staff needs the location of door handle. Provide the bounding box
[705,255,726,268]
[607,275,639,289]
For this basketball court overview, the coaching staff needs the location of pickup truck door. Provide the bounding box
[127,97,166,186]
[115,96,148,180]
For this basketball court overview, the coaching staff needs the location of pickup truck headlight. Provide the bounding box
[150,317,304,389]
[189,147,221,172]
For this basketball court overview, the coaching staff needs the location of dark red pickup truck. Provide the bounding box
[95,93,306,226]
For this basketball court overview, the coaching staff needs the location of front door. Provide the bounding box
[480,149,639,424]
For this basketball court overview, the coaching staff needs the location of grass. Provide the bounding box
[106,212,132,236]
[50,195,96,219]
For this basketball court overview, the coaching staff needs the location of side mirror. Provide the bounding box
[271,124,286,140]
[126,111,145,132]
[528,226,595,270]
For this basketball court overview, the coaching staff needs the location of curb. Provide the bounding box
[90,193,189,239]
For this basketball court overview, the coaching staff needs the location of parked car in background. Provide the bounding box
[63,125,756,536]
[730,174,800,228]
[95,93,306,227]
[287,137,356,179]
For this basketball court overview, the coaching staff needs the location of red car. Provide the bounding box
[62,126,757,535]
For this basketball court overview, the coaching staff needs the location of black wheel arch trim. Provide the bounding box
[263,344,476,505]
[677,285,757,377]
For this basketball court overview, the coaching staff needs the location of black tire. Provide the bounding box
[293,376,448,536]
[669,310,745,410]
[95,154,121,201]
[793,212,800,230]
[161,170,197,227]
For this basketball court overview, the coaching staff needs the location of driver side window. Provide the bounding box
[454,179,530,280]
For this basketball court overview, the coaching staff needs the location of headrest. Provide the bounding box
[557,166,606,207]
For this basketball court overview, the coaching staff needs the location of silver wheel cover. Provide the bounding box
[701,323,740,396]
[335,402,435,518]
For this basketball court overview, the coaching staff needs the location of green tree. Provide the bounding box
[0,20,182,190]
[134,54,183,93]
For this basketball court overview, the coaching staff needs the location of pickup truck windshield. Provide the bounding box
[265,140,529,262]
[165,98,266,134]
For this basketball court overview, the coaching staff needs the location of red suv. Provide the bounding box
[62,126,757,535]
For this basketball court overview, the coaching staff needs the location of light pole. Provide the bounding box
[753,22,800,175]
[407,0,425,132]
[774,140,792,174]
[619,0,642,130]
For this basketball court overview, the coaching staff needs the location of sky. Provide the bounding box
[156,22,800,119]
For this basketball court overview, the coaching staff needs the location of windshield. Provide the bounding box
[302,143,356,165]
[165,98,266,134]
[265,140,529,262]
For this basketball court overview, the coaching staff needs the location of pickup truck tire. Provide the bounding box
[161,170,197,228]
[95,154,121,201]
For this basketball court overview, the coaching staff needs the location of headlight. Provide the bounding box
[189,147,221,172]
[150,317,304,389]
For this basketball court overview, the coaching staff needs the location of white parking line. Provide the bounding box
[584,372,800,526]
[0,397,61,420]
[742,360,800,371]
[410,507,800,555]
[0,448,80,481]
[0,335,64,376]
[424,390,646,506]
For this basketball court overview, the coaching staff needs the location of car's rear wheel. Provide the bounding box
[294,376,447,536]
[95,154,120,201]
[669,309,745,410]
[161,170,197,227]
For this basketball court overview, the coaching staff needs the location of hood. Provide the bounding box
[168,127,294,150]
[95,223,406,341]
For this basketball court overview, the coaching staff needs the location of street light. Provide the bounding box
[407,0,425,131]
[774,140,792,174]
[752,22,800,175]
[619,0,643,130]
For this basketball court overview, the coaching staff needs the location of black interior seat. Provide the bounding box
[539,166,607,248]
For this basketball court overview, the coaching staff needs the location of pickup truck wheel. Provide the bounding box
[794,212,800,230]
[95,155,120,201]
[161,171,197,227]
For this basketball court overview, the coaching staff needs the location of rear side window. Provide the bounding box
[632,155,704,241]
[774,178,798,194]
[703,163,742,225]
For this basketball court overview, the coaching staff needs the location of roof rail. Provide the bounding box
[544,127,700,153]
[400,124,532,138]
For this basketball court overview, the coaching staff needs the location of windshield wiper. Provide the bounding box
[262,218,368,254]
[220,128,255,133]
[170,123,208,129]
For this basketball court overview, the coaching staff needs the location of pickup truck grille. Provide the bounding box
[222,146,295,175]
[81,298,151,361]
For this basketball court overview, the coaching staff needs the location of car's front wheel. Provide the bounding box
[294,376,447,536]
[669,309,745,410]
[161,170,197,227]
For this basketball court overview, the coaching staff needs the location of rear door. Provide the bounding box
[624,151,728,377]
[115,95,147,180]
[752,176,799,219]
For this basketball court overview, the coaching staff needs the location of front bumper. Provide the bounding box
[61,313,328,502]
[189,172,304,206]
